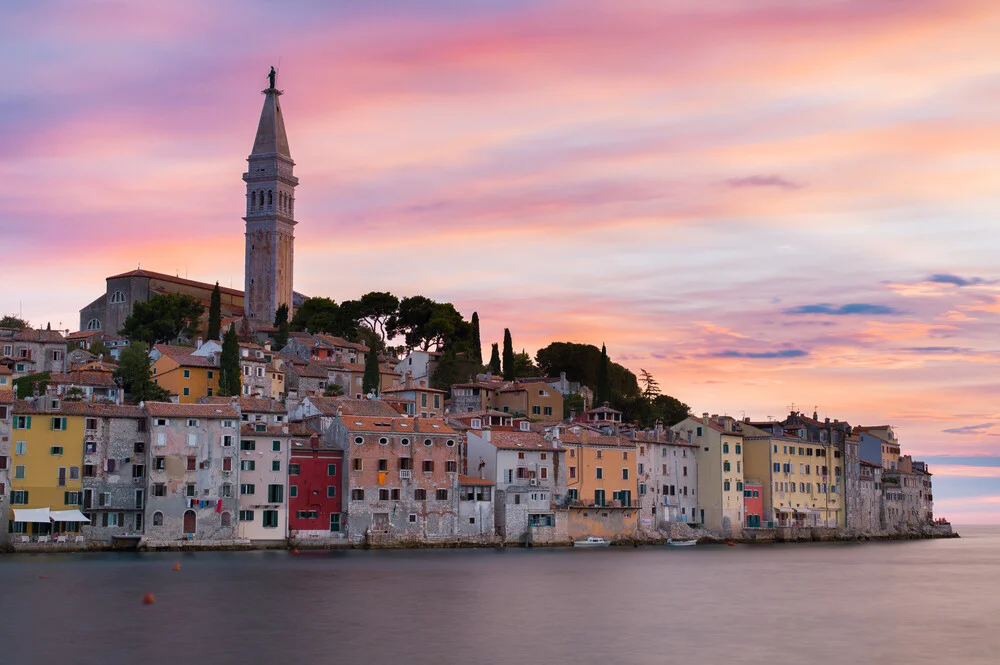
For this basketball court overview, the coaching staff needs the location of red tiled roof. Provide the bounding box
[12,329,67,343]
[106,268,244,298]
[339,416,457,435]
[458,474,495,487]
[381,384,448,394]
[556,431,635,447]
[0,389,13,403]
[13,399,144,418]
[0,366,12,375]
[305,397,400,418]
[240,423,291,436]
[486,430,561,451]
[144,401,238,418]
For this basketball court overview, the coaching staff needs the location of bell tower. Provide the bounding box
[243,66,297,323]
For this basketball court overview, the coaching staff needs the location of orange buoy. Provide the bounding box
[142,592,156,605]
[292,548,300,555]
[172,562,181,571]
[38,575,50,579]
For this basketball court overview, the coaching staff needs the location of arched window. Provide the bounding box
[268,190,273,206]
[86,318,101,330]
[110,291,126,304]
[152,511,163,526]
[220,512,232,527]
[183,509,196,535]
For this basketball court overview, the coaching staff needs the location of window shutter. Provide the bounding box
[26,416,31,429]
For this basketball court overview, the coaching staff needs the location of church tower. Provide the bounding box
[243,67,297,323]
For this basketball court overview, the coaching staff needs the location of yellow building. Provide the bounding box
[0,366,11,391]
[557,427,638,539]
[10,397,88,535]
[673,415,744,537]
[152,348,220,403]
[495,381,564,420]
[742,421,843,528]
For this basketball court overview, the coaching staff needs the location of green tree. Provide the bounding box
[502,329,515,380]
[13,371,50,399]
[650,394,690,427]
[87,340,110,358]
[639,368,660,400]
[119,293,204,346]
[356,291,399,342]
[218,324,241,397]
[513,350,537,378]
[535,342,641,404]
[488,343,501,375]
[274,303,290,349]
[564,392,586,419]
[290,297,359,338]
[470,312,483,364]
[362,335,381,396]
[64,387,85,402]
[386,297,467,352]
[46,322,51,331]
[431,350,481,392]
[207,282,222,341]
[0,315,29,330]
[114,343,170,403]
[323,383,345,397]
[596,344,610,406]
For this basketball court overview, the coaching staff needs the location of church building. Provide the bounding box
[78,68,300,336]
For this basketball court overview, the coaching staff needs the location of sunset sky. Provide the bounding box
[4,0,999,521]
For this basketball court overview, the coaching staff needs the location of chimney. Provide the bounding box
[825,417,830,424]
[196,337,203,349]
[264,340,272,352]
[702,412,709,426]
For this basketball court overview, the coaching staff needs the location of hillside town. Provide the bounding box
[0,70,948,550]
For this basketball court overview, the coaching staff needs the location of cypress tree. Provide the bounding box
[274,303,289,350]
[488,343,501,375]
[502,328,515,381]
[219,324,241,397]
[470,312,483,365]
[596,343,611,406]
[362,337,380,396]
[207,282,222,341]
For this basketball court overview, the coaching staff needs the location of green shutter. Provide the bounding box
[26,416,32,429]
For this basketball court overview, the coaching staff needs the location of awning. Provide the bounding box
[49,510,91,523]
[13,508,51,523]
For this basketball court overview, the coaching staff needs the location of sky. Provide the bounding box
[3,0,1000,522]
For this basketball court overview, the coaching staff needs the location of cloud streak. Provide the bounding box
[726,175,802,190]
[783,304,903,316]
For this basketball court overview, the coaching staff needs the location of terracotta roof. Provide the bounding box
[0,366,11,375]
[241,423,291,436]
[314,334,369,352]
[49,371,117,388]
[860,460,882,468]
[144,401,238,418]
[381,384,448,394]
[306,397,400,418]
[450,410,511,420]
[106,268,244,297]
[339,417,457,435]
[153,344,196,357]
[487,430,561,451]
[0,389,13,403]
[198,396,285,414]
[13,400,143,418]
[556,431,635,448]
[458,474,495,487]
[452,381,503,390]
[588,406,622,414]
[291,361,330,379]
[12,329,66,343]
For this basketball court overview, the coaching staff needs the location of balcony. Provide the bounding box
[399,469,412,480]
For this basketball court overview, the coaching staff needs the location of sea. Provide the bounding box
[1,526,997,665]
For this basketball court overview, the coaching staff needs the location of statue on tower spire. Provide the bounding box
[267,66,276,90]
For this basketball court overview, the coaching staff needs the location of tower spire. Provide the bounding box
[243,66,297,323]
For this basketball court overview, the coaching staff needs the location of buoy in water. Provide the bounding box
[172,562,181,571]
[142,592,156,605]
[38,575,50,580]
[727,541,735,547]
[292,548,300,555]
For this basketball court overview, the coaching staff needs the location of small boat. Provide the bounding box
[667,538,697,548]
[574,536,610,548]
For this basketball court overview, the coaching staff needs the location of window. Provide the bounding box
[14,465,26,480]
[436,489,448,501]
[262,510,279,528]
[696,427,702,436]
[15,441,26,455]
[353,436,364,445]
[185,456,197,471]
[289,485,298,498]
[154,457,165,471]
[221,435,234,448]
[400,438,410,447]
[289,464,300,476]
[532,406,541,415]
[378,437,388,446]
[683,466,688,477]
[773,462,780,473]
[185,484,196,497]
[594,489,605,506]
[423,460,434,473]
[414,489,427,500]
[723,461,731,472]
[240,510,255,522]
[326,485,337,498]
[240,440,255,451]
[424,438,432,447]
[110,290,126,304]
[596,467,603,480]
[330,514,341,532]
[379,488,390,501]
[87,318,101,330]
[221,483,233,497]
[724,480,731,491]
[596,450,602,460]
[569,466,577,479]
[51,446,64,456]
[351,489,365,501]
[240,484,255,495]
[51,417,67,431]
[736,481,744,492]
[622,468,629,480]
[540,467,548,480]
[378,458,389,472]
[267,484,284,503]
[735,444,742,454]
[133,464,145,479]
[446,439,455,448]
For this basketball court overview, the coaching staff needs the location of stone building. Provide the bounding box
[457,475,495,541]
[913,459,933,522]
[49,361,122,404]
[290,396,400,435]
[449,378,505,413]
[327,416,461,544]
[858,461,883,532]
[0,328,68,378]
[79,403,147,541]
[782,411,858,529]
[0,388,12,545]
[239,343,271,397]
[144,402,240,543]
[633,427,699,529]
[465,423,567,545]
[494,380,564,420]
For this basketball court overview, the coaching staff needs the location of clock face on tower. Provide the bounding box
[243,70,297,323]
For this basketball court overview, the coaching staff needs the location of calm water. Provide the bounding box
[1,527,997,665]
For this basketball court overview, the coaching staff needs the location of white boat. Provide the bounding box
[666,538,697,548]
[574,536,611,548]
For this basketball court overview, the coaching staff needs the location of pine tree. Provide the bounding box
[274,303,289,350]
[362,337,380,396]
[219,324,241,397]
[502,328,515,381]
[207,282,222,341]
[470,311,483,365]
[596,343,611,406]
[488,343,501,375]
[46,322,51,331]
